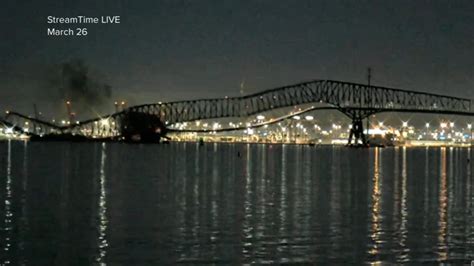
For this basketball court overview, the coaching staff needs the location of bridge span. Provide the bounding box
[3,79,473,144]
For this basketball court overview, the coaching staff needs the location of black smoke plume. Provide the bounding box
[47,59,113,119]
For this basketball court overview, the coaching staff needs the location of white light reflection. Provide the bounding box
[466,147,472,243]
[369,147,383,259]
[96,143,108,265]
[398,146,409,262]
[210,142,219,256]
[423,147,429,224]
[393,147,400,215]
[437,147,448,261]
[18,140,29,264]
[242,144,253,259]
[2,140,12,265]
[278,144,288,256]
[259,145,267,219]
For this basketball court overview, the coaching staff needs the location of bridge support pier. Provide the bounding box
[347,118,367,146]
[342,109,376,147]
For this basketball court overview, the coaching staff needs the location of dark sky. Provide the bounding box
[1,0,473,118]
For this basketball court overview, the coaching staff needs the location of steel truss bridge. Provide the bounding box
[3,79,473,144]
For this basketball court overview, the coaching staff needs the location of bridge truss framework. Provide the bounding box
[3,79,473,144]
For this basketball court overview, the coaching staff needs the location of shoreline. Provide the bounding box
[0,137,471,148]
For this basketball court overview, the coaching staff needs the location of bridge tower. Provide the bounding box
[344,109,374,146]
[348,118,366,145]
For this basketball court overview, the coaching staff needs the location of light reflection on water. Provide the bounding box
[2,140,12,265]
[0,142,473,264]
[96,143,108,265]
[438,147,448,261]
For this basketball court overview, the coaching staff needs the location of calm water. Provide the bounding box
[0,141,473,264]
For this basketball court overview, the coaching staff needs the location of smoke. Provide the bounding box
[47,59,113,119]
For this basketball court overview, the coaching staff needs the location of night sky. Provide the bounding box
[1,0,473,118]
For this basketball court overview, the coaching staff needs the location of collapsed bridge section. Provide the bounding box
[3,79,473,144]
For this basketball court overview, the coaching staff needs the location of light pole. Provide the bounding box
[366,67,371,137]
[425,122,430,139]
[468,123,472,144]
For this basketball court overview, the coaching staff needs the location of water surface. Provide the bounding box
[0,141,473,264]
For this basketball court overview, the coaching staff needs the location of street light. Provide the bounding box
[424,122,430,140]
[402,121,408,127]
[469,123,473,144]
